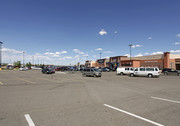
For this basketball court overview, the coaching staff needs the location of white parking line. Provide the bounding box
[24,114,35,126]
[151,96,180,104]
[104,104,164,126]
[0,81,3,85]
[16,78,36,84]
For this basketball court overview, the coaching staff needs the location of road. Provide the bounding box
[0,70,180,126]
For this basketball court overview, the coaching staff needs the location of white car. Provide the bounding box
[19,67,28,71]
[117,67,134,75]
[31,67,42,70]
[130,67,160,78]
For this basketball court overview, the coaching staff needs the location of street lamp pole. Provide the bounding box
[23,51,25,67]
[99,52,102,68]
[32,56,34,66]
[0,41,3,68]
[129,44,133,66]
[99,52,102,59]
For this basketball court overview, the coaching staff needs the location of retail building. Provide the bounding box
[92,52,180,70]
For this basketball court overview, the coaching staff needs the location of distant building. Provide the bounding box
[96,58,110,68]
[85,60,96,68]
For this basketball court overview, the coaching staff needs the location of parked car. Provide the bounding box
[162,68,180,76]
[19,67,28,71]
[117,67,134,75]
[98,67,103,72]
[82,68,102,77]
[112,67,117,71]
[130,67,160,78]
[55,67,61,71]
[41,68,55,74]
[102,68,110,72]
[31,67,42,70]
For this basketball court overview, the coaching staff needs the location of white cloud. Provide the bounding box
[103,51,112,53]
[2,48,23,54]
[90,50,94,53]
[132,45,142,48]
[144,53,149,55]
[74,55,80,58]
[59,56,72,60]
[176,34,180,38]
[148,37,152,40]
[174,42,180,45]
[61,50,67,54]
[99,29,107,36]
[44,50,67,57]
[104,56,110,59]
[114,31,118,34]
[124,54,130,57]
[83,54,89,57]
[73,49,84,55]
[95,48,103,51]
[170,50,180,53]
[151,51,163,55]
[135,53,143,57]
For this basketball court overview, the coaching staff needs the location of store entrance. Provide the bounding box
[176,64,180,70]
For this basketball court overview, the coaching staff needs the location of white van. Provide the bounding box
[117,67,134,75]
[130,67,160,78]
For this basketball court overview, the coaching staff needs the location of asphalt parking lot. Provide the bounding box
[0,70,180,126]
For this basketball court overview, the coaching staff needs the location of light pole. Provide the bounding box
[32,56,34,66]
[0,41,3,68]
[99,52,102,68]
[23,51,25,67]
[129,44,133,66]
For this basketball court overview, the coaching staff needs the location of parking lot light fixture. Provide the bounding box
[0,41,3,68]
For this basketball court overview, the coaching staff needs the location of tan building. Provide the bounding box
[131,52,180,70]
[85,60,96,68]
[96,58,110,68]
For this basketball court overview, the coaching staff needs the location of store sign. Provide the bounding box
[145,61,158,62]
[98,59,104,63]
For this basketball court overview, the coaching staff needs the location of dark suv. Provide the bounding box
[162,68,180,76]
[42,68,55,74]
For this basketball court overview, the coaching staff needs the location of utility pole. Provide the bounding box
[99,52,102,68]
[23,51,25,67]
[99,52,102,59]
[0,41,3,68]
[129,44,133,66]
[32,56,34,66]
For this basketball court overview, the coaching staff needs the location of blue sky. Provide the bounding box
[0,0,180,65]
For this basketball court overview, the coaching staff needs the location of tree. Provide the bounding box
[26,62,32,68]
[13,61,21,68]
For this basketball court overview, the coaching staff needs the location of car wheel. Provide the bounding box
[148,74,153,78]
[130,73,134,77]
[94,74,97,77]
[120,72,123,76]
[164,72,168,75]
[178,73,180,76]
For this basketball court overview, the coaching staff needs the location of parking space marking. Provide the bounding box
[0,81,3,85]
[16,78,36,84]
[104,104,164,126]
[24,114,35,126]
[151,96,180,104]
